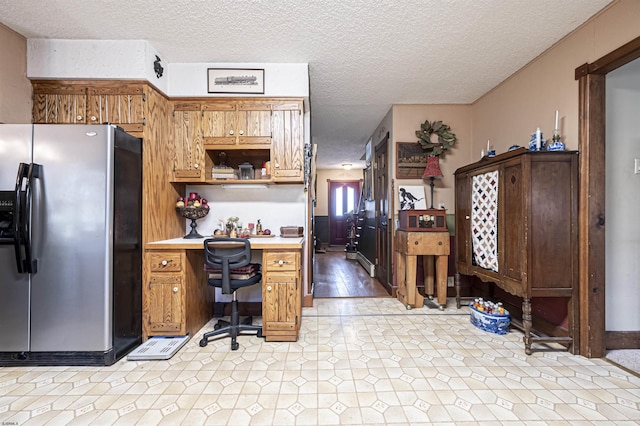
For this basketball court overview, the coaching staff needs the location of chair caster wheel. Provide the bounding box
[199,339,208,347]
[231,342,239,351]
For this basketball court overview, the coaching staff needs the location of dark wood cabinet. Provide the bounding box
[454,148,579,354]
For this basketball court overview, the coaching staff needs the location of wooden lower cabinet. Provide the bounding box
[261,250,302,341]
[142,249,212,339]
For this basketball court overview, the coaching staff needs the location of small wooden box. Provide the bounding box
[398,209,447,232]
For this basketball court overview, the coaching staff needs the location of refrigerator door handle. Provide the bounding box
[13,163,28,273]
[23,163,41,274]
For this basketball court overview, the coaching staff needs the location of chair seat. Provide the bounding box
[208,271,262,290]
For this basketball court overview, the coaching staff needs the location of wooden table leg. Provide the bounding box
[406,254,417,308]
[424,255,435,300]
[396,250,408,307]
[435,254,448,310]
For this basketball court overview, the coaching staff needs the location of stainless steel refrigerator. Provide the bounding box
[0,124,142,366]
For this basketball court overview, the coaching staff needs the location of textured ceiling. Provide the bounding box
[0,0,613,169]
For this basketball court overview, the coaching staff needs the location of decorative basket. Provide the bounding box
[469,303,510,335]
[176,206,209,220]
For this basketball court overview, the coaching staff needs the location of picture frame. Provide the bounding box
[398,185,427,210]
[207,68,265,94]
[396,142,430,179]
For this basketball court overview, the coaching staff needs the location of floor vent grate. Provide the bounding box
[127,336,189,361]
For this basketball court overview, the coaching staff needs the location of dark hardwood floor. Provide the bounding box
[313,248,390,298]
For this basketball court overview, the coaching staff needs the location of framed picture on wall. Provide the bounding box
[207,68,265,94]
[398,185,427,210]
[396,142,429,179]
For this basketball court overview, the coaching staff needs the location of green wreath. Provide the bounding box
[415,119,457,157]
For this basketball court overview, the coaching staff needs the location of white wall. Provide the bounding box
[605,57,640,331]
[27,39,168,92]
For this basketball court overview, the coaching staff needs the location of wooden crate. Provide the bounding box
[398,209,447,232]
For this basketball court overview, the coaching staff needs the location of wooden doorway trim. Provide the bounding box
[575,35,640,358]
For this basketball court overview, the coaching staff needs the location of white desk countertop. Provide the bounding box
[146,236,304,250]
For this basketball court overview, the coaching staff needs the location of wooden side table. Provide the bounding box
[395,230,450,310]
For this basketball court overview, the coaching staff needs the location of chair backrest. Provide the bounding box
[203,238,253,293]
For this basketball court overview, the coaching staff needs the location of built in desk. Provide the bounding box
[143,236,304,342]
[395,230,450,310]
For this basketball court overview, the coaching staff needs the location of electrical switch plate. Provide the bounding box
[635,158,640,175]
[447,277,454,287]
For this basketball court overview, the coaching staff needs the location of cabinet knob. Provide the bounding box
[278,260,284,265]
[90,116,97,122]
[194,163,199,169]
[275,163,280,168]
[239,130,244,135]
[229,130,234,135]
[76,115,83,121]
[161,259,173,266]
[173,287,178,293]
[465,215,470,220]
[266,285,272,292]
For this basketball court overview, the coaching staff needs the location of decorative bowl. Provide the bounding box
[469,303,510,335]
[176,206,209,220]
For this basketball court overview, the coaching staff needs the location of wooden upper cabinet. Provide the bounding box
[32,83,88,124]
[32,81,146,134]
[271,106,304,182]
[87,85,145,132]
[173,102,204,182]
[202,100,272,147]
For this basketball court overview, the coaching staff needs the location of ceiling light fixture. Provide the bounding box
[342,163,352,170]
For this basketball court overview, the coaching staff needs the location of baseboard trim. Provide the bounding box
[357,252,375,277]
[606,330,640,349]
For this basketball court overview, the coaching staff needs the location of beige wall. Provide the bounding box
[0,23,31,123]
[315,168,363,216]
[472,0,640,155]
[391,104,473,212]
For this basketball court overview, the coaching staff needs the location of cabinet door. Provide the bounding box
[454,172,471,270]
[262,274,299,335]
[237,102,272,145]
[173,103,204,181]
[271,108,304,181]
[87,85,145,132]
[146,274,183,334]
[202,101,237,145]
[32,92,88,124]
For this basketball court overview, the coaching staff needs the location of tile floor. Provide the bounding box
[1,298,639,425]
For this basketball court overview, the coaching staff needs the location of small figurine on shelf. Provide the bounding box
[256,219,263,235]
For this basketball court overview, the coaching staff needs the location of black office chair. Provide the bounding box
[200,238,263,350]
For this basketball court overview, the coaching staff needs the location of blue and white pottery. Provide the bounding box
[547,141,566,151]
[508,144,521,151]
[528,132,546,151]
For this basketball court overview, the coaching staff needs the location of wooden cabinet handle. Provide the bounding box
[229,130,234,135]
[266,285,272,291]
[278,260,284,265]
[239,130,244,135]
[90,116,97,122]
[161,259,173,266]
[173,287,178,293]
[194,163,199,169]
[76,115,83,121]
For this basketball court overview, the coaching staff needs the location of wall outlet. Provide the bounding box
[635,158,640,175]
[447,276,454,287]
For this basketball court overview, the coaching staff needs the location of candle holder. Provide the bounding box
[547,129,566,151]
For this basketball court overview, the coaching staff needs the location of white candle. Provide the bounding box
[487,140,490,153]
[536,127,541,150]
[555,110,559,130]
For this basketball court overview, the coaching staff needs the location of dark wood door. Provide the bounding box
[374,134,390,286]
[328,180,360,246]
